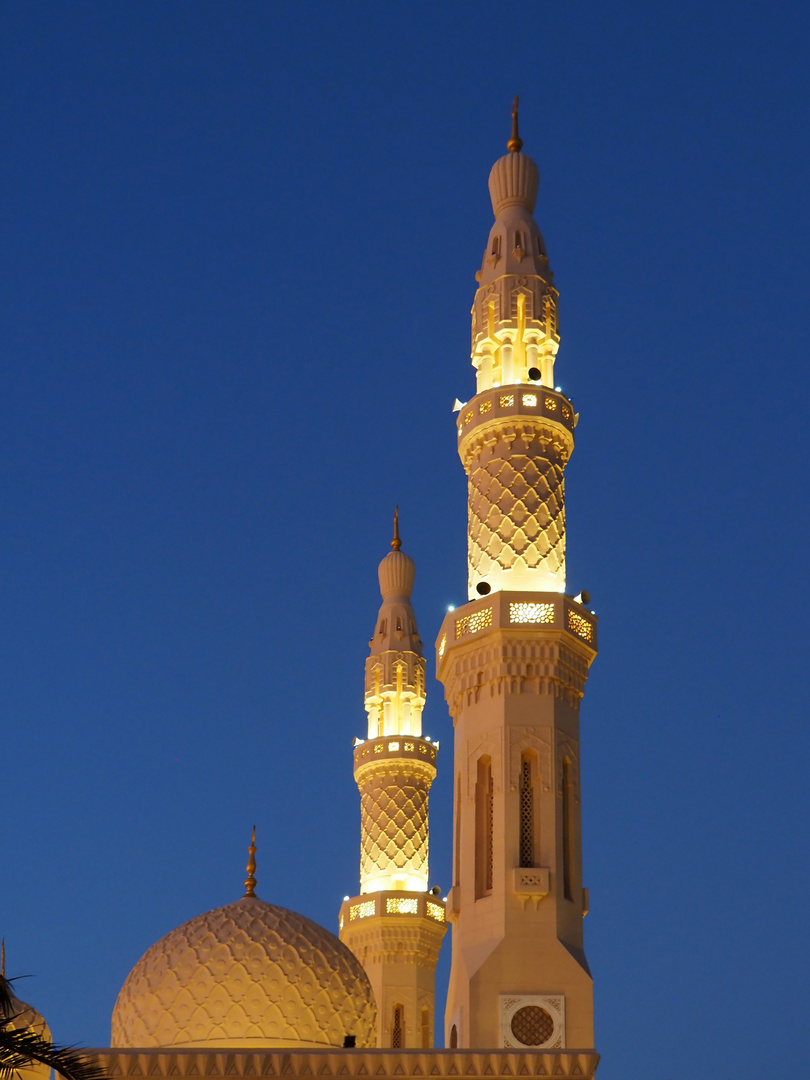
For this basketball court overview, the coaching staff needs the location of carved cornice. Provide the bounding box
[94,1049,600,1080]
[340,919,447,965]
[440,637,592,719]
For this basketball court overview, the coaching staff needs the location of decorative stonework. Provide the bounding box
[500,997,565,1050]
[509,729,551,792]
[556,739,580,805]
[93,1049,599,1079]
[465,731,502,800]
[355,757,435,891]
[111,897,376,1050]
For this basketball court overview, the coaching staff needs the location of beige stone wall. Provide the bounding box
[436,596,597,1051]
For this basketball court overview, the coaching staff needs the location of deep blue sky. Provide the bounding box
[2,2,809,1077]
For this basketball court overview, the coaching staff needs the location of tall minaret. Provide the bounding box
[436,102,599,1051]
[340,514,447,1049]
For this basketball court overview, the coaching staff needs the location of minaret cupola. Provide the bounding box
[365,509,425,739]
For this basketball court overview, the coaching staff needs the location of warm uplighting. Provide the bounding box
[426,902,445,923]
[567,609,595,643]
[510,601,555,624]
[386,897,418,915]
[455,607,493,637]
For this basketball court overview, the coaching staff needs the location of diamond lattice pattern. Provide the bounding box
[468,450,565,585]
[359,767,430,884]
[510,1005,554,1046]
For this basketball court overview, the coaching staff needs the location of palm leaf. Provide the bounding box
[0,977,107,1080]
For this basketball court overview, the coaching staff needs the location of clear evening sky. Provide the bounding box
[2,3,809,1078]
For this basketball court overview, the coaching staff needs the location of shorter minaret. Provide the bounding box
[340,514,447,1048]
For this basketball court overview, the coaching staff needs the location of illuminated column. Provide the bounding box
[465,102,568,599]
[438,103,599,1052]
[340,514,448,1048]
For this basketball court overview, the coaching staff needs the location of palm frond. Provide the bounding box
[0,1025,107,1080]
[0,979,14,1020]
[0,975,107,1080]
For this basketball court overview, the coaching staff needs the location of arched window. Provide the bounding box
[475,757,493,899]
[562,758,573,901]
[421,1007,429,1048]
[449,1024,458,1048]
[519,755,534,868]
[392,1003,404,1048]
[454,775,461,886]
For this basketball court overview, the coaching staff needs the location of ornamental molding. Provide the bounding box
[459,422,572,470]
[94,1049,598,1080]
[499,996,565,1051]
[508,729,552,792]
[465,730,503,801]
[556,737,580,804]
[440,639,590,720]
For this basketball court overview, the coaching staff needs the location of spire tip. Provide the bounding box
[244,826,257,897]
[507,96,523,153]
[391,506,401,551]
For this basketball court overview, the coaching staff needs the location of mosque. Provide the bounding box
[9,104,601,1080]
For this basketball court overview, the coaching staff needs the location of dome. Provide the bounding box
[4,983,52,1080]
[488,151,539,216]
[111,895,376,1050]
[377,548,415,601]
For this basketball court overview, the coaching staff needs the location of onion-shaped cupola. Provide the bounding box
[471,97,559,395]
[364,509,425,739]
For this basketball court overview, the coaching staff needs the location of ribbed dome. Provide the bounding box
[488,152,539,216]
[378,548,415,600]
[111,895,376,1050]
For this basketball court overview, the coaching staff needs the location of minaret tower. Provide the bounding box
[436,102,599,1051]
[340,513,448,1049]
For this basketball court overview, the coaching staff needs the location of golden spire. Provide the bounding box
[1,938,5,978]
[507,95,523,153]
[391,506,401,551]
[244,826,257,897]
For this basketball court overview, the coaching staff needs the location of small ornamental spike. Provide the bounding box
[1,938,5,978]
[244,825,257,897]
[507,95,523,153]
[391,506,401,551]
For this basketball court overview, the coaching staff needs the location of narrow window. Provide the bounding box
[514,230,523,250]
[449,1024,458,1049]
[562,758,573,901]
[491,236,501,257]
[454,775,461,886]
[475,757,493,898]
[379,619,386,636]
[421,1007,429,1048]
[519,756,534,868]
[392,1004,404,1048]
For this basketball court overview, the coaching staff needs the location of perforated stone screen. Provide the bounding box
[510,1005,554,1046]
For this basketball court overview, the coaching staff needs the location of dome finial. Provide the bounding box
[507,95,523,153]
[391,506,401,551]
[244,826,257,897]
